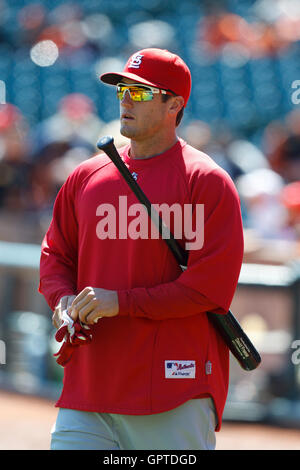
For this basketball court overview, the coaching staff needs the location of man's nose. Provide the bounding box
[121,88,133,105]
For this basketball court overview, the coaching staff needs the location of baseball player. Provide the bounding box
[39,48,244,450]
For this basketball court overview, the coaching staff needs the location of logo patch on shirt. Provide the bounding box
[165,360,196,378]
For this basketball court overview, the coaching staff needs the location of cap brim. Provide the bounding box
[100,72,167,90]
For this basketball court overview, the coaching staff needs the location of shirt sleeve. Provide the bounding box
[38,174,79,311]
[117,167,244,321]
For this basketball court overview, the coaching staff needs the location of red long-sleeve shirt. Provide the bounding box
[39,139,244,430]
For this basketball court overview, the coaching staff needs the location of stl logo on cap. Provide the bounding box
[128,53,144,69]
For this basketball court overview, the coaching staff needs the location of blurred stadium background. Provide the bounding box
[0,0,300,450]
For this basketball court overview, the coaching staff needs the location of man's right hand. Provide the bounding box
[52,295,76,329]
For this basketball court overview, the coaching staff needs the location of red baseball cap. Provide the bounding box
[100,48,191,107]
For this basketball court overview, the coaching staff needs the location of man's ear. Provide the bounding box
[168,96,185,117]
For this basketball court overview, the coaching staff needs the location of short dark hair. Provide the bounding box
[161,94,184,127]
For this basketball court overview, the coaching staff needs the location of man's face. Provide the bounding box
[118,79,170,141]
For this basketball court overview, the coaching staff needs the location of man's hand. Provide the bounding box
[52,297,93,367]
[52,295,76,329]
[70,287,119,325]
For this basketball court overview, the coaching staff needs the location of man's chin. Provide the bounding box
[120,126,136,139]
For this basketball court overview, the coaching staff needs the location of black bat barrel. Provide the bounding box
[207,312,261,371]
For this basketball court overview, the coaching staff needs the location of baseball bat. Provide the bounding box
[97,135,261,371]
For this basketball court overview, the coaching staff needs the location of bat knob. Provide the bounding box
[97,135,114,151]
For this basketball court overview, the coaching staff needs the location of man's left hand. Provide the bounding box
[70,287,119,324]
